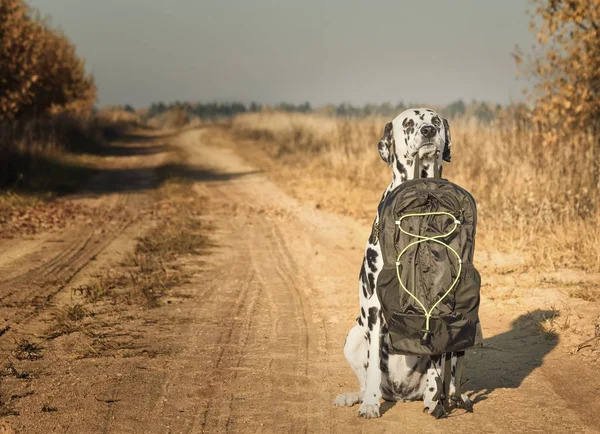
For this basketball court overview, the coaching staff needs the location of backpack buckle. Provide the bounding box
[420,330,432,345]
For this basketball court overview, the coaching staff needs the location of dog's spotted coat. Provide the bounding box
[333,108,458,418]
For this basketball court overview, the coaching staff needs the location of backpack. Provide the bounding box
[373,160,482,412]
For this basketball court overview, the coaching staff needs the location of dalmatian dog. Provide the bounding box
[333,108,467,418]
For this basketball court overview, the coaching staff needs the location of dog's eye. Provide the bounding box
[406,119,414,128]
[432,117,441,127]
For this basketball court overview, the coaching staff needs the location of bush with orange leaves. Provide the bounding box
[0,0,96,120]
[517,0,600,134]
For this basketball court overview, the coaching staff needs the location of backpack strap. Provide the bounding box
[452,350,465,401]
[433,155,440,178]
[438,351,472,414]
[430,353,452,419]
[442,352,452,405]
[451,351,473,412]
[413,157,421,179]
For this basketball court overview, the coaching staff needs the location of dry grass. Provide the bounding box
[231,111,600,272]
[72,208,205,307]
[146,108,191,129]
[95,107,144,129]
[0,118,98,215]
[12,340,43,361]
[570,288,600,302]
[0,112,149,206]
[71,179,208,309]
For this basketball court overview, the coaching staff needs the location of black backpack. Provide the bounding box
[373,161,482,412]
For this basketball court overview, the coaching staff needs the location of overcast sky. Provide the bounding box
[27,0,535,108]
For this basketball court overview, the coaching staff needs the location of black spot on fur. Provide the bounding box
[452,364,456,377]
[367,272,375,292]
[384,121,393,135]
[360,263,371,298]
[367,307,378,331]
[395,158,408,182]
[414,110,420,115]
[421,169,428,178]
[391,381,418,399]
[366,331,371,343]
[366,248,378,272]
[380,330,390,374]
[402,118,415,136]
[442,118,452,162]
[361,307,366,318]
[381,359,389,374]
[429,387,435,392]
[357,315,364,326]
[378,122,394,165]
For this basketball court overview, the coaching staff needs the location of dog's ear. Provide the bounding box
[442,118,452,162]
[378,122,394,165]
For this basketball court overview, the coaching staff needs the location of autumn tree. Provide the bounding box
[516,0,600,139]
[0,0,43,119]
[0,0,96,120]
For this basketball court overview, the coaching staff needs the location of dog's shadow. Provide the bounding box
[464,309,559,404]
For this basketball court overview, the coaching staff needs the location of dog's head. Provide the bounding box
[377,108,452,176]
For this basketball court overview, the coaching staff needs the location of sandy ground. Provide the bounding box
[0,128,599,434]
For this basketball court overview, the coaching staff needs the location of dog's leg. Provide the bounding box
[423,355,445,418]
[333,323,367,407]
[357,306,382,418]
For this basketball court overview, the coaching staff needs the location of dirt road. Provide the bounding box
[1,128,599,433]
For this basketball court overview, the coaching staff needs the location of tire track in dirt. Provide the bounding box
[171,140,321,433]
[0,198,133,330]
[0,150,163,359]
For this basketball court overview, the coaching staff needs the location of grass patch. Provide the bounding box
[42,304,91,340]
[0,116,104,193]
[570,288,599,302]
[49,175,209,345]
[71,214,205,308]
[12,340,43,361]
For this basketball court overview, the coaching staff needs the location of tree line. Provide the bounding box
[142,99,505,122]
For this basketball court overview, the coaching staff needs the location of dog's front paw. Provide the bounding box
[333,392,363,407]
[357,402,380,418]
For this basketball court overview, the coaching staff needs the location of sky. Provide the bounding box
[27,0,536,108]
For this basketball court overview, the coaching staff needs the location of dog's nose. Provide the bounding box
[420,125,436,139]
